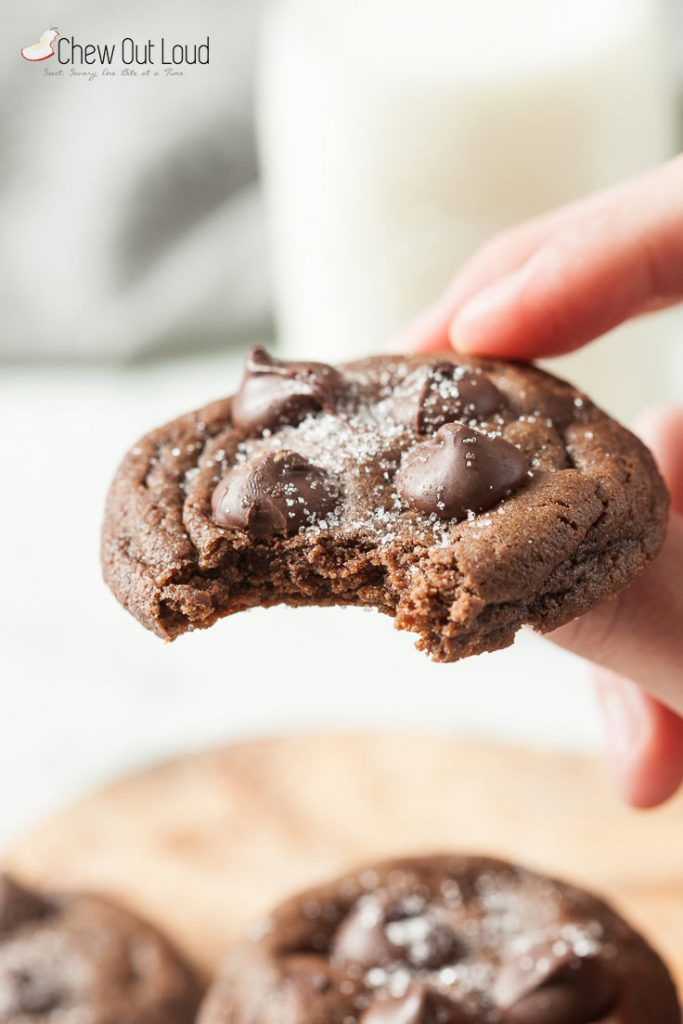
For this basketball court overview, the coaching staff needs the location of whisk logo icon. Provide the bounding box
[21,28,60,62]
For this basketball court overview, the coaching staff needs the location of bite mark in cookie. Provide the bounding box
[102,348,668,662]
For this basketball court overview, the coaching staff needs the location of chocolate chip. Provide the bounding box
[396,422,528,520]
[0,876,50,934]
[332,893,460,971]
[390,365,502,435]
[211,450,338,539]
[496,947,618,1024]
[362,985,466,1024]
[416,364,502,434]
[231,347,342,435]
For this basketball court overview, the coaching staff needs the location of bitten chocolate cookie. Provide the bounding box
[0,874,201,1022]
[102,348,668,661]
[196,854,680,1024]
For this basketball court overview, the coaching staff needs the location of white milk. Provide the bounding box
[258,0,678,418]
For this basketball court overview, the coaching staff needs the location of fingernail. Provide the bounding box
[384,318,423,353]
[449,272,523,352]
[390,303,452,354]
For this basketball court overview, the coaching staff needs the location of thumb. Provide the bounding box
[595,669,683,808]
[550,407,683,717]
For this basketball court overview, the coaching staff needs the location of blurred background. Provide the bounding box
[1,0,682,845]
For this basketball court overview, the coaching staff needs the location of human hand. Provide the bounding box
[397,156,683,808]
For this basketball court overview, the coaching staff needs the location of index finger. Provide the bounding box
[400,156,683,360]
[451,182,683,359]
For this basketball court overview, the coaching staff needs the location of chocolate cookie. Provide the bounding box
[196,854,680,1024]
[0,874,201,1022]
[102,348,668,661]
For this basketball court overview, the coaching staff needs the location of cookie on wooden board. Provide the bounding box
[197,854,681,1024]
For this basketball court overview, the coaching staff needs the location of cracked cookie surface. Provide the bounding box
[196,854,681,1024]
[101,350,668,661]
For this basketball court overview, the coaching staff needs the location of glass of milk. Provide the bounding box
[258,0,678,419]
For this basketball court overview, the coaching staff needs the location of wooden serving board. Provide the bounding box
[3,735,683,986]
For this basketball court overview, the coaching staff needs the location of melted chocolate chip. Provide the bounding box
[496,947,618,1024]
[415,364,502,434]
[0,876,50,934]
[332,894,459,971]
[211,450,338,539]
[396,422,528,520]
[362,986,466,1024]
[231,347,342,435]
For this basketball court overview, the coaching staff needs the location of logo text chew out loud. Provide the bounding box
[56,35,210,66]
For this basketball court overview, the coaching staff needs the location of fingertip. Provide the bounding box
[389,303,454,355]
[634,405,683,509]
[448,324,477,355]
[448,314,486,355]
[447,267,550,360]
[448,276,517,356]
[634,404,683,445]
[616,761,683,811]
[595,670,683,809]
